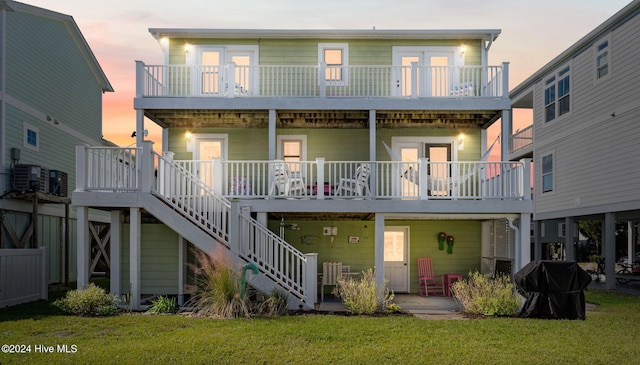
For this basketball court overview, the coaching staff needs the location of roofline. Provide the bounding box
[2,0,113,92]
[510,0,640,98]
[148,28,501,42]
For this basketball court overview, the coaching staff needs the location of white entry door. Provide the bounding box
[384,227,409,293]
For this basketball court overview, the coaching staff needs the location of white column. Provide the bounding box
[564,217,575,261]
[110,210,121,297]
[374,213,385,301]
[369,110,377,197]
[533,220,542,261]
[519,213,531,268]
[627,221,634,265]
[76,206,90,290]
[269,110,276,160]
[136,109,144,147]
[501,109,511,161]
[178,236,185,306]
[604,212,616,290]
[129,207,141,310]
[305,253,318,305]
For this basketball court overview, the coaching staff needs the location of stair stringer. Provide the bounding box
[139,194,314,311]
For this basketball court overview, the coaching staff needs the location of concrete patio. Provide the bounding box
[317,294,465,320]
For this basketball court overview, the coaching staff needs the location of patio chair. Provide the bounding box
[417,257,445,296]
[269,160,306,197]
[321,261,343,302]
[335,164,371,197]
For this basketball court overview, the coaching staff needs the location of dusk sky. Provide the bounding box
[24,0,633,149]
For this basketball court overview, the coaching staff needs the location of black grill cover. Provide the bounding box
[514,261,592,320]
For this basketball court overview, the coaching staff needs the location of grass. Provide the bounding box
[0,289,639,364]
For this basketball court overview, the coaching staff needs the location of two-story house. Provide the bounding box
[0,0,113,307]
[74,28,532,310]
[510,0,640,290]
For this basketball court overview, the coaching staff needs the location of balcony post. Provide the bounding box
[159,151,174,197]
[419,158,429,200]
[521,158,532,200]
[319,62,326,98]
[316,158,325,200]
[305,253,318,304]
[75,144,87,192]
[140,141,154,193]
[135,60,144,98]
[501,62,510,100]
[226,63,236,98]
[410,62,418,99]
[213,158,223,195]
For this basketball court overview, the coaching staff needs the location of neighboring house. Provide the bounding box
[0,0,113,307]
[74,28,532,310]
[510,0,640,289]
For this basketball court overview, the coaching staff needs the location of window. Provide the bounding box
[544,65,571,122]
[318,43,348,85]
[541,153,553,193]
[558,223,566,238]
[23,123,39,151]
[277,135,307,173]
[595,37,610,81]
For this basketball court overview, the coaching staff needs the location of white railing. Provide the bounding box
[154,152,231,244]
[239,214,309,297]
[510,125,533,153]
[76,144,312,304]
[217,159,528,200]
[77,146,139,192]
[138,62,506,99]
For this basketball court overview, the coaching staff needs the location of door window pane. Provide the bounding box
[384,231,405,262]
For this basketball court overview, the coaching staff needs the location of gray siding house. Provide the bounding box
[0,0,112,307]
[510,0,640,289]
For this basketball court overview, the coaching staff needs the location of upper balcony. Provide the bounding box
[135,62,510,113]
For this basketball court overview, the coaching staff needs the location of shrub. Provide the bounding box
[53,283,119,316]
[186,248,250,318]
[334,269,394,315]
[451,271,521,316]
[255,289,289,316]
[147,295,178,314]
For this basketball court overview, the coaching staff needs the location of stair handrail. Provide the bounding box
[238,213,309,300]
[152,151,231,244]
[153,152,311,302]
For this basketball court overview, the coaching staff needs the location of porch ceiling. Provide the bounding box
[144,109,500,129]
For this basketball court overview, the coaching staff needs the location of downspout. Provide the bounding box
[507,217,520,274]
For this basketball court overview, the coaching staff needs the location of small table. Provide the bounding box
[444,274,463,296]
[311,183,334,196]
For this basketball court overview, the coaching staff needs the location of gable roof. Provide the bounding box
[1,0,113,92]
[148,28,501,42]
[510,0,640,100]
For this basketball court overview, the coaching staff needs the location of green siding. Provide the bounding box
[168,128,483,162]
[120,224,180,295]
[168,37,484,66]
[6,11,104,140]
[268,219,481,294]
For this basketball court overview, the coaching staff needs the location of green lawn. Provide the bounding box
[1,290,639,364]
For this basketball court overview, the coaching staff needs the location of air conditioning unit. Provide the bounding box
[14,164,48,193]
[49,170,68,197]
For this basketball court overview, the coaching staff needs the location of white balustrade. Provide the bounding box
[139,63,505,99]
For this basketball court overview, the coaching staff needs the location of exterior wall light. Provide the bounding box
[457,133,465,150]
